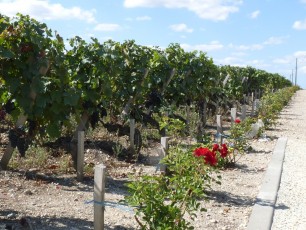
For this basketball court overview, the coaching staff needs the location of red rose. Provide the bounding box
[203,150,217,166]
[194,147,217,166]
[193,147,210,157]
[235,118,241,124]
[220,143,228,158]
[212,143,220,152]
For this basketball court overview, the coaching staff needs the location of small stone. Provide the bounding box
[210,219,218,223]
[7,213,15,219]
[24,189,33,195]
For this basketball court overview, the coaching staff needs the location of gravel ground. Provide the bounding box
[271,90,306,230]
[0,139,275,230]
[0,91,304,230]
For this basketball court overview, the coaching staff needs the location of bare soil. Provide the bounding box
[0,116,281,230]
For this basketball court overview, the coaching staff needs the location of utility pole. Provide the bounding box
[295,58,298,86]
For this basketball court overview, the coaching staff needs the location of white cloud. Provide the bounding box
[272,52,306,71]
[124,0,242,21]
[215,55,274,72]
[273,57,291,64]
[229,43,263,51]
[125,15,152,21]
[228,36,285,52]
[293,19,306,30]
[94,23,120,31]
[263,36,286,45]
[294,51,306,61]
[136,16,152,21]
[181,41,224,52]
[250,10,260,19]
[0,0,96,23]
[101,36,113,41]
[231,51,247,57]
[215,56,243,66]
[169,23,193,33]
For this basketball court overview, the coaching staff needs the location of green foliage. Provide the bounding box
[9,145,49,169]
[258,86,298,128]
[158,116,186,137]
[125,146,217,229]
[0,12,294,159]
[227,118,253,163]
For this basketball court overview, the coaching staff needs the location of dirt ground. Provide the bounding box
[0,113,283,229]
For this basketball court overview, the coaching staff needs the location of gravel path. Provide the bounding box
[271,90,306,230]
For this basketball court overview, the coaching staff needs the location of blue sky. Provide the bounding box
[1,0,306,88]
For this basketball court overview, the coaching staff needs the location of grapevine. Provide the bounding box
[0,13,293,168]
[8,127,29,157]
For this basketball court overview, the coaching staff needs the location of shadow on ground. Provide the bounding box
[205,190,255,207]
[0,209,134,230]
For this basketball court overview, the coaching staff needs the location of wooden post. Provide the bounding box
[231,108,237,125]
[255,99,260,111]
[216,115,223,144]
[251,100,255,117]
[71,112,89,169]
[247,92,251,104]
[159,137,170,174]
[77,131,85,182]
[94,164,106,230]
[241,104,247,121]
[243,94,247,104]
[129,119,135,150]
[186,104,190,134]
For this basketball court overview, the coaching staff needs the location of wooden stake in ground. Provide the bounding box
[77,131,85,182]
[159,137,170,174]
[94,164,106,230]
[129,119,135,151]
[255,99,260,112]
[231,108,237,125]
[216,115,223,144]
[241,104,247,121]
[71,111,89,169]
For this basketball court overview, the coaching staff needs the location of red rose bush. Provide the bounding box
[193,143,230,168]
